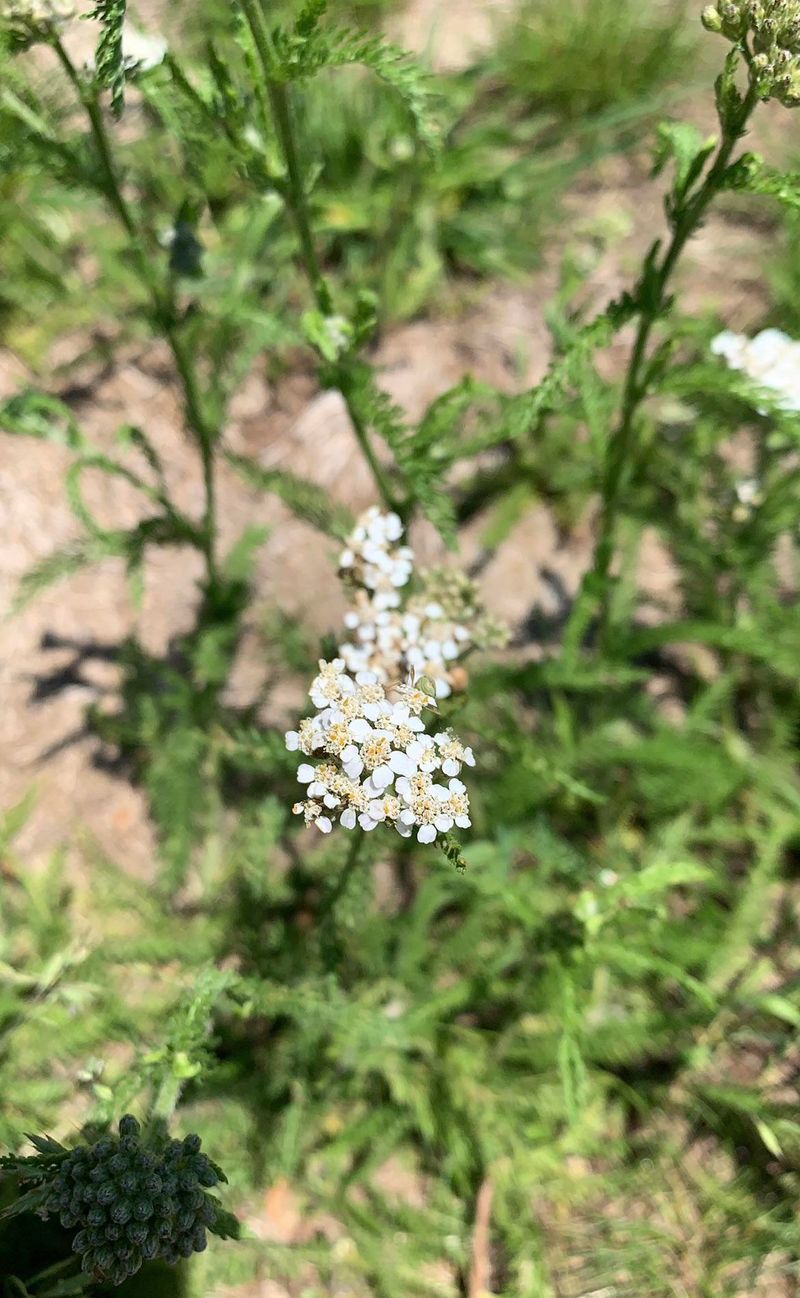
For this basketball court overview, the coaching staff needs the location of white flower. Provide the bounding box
[120,25,167,72]
[711,327,800,413]
[336,519,507,700]
[286,659,473,842]
[339,507,415,601]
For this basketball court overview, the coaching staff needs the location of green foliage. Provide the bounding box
[493,0,695,120]
[89,0,128,118]
[273,19,441,153]
[2,2,800,1295]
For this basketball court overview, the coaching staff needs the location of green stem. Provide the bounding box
[239,0,400,514]
[52,37,220,590]
[322,828,365,920]
[573,74,760,654]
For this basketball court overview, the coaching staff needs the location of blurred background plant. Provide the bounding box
[1,1,800,1296]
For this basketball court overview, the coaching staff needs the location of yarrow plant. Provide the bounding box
[285,506,504,844]
[3,3,800,1291]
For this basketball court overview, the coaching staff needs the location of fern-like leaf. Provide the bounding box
[225,451,354,540]
[337,361,457,546]
[89,0,128,118]
[275,25,440,154]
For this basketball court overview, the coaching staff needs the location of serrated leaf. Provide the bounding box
[275,25,440,154]
[89,0,128,118]
[207,1204,241,1239]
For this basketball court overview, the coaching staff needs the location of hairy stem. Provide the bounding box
[238,0,400,514]
[53,38,220,590]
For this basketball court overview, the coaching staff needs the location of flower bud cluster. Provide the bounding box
[702,1,800,105]
[286,662,474,843]
[338,509,508,700]
[711,327,800,412]
[38,1116,224,1286]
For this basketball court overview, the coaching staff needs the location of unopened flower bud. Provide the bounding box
[702,5,724,32]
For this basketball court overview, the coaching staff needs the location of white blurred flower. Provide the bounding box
[122,25,166,70]
[2,0,76,28]
[711,327,800,413]
[84,23,167,75]
[339,506,413,607]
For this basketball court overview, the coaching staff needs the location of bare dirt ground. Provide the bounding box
[0,122,782,877]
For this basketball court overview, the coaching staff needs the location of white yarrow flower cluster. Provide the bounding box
[338,507,414,612]
[711,328,800,413]
[286,661,474,843]
[338,507,508,700]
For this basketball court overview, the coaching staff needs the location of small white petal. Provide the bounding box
[463,748,476,767]
[323,793,339,809]
[308,781,327,798]
[285,731,300,751]
[340,808,357,829]
[317,817,333,834]
[395,821,413,837]
[417,825,437,844]
[371,766,394,791]
[297,763,316,784]
[348,718,373,742]
[435,814,454,832]
[455,815,471,828]
[442,758,460,777]
[359,814,379,831]
[389,751,416,776]
[449,778,466,795]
